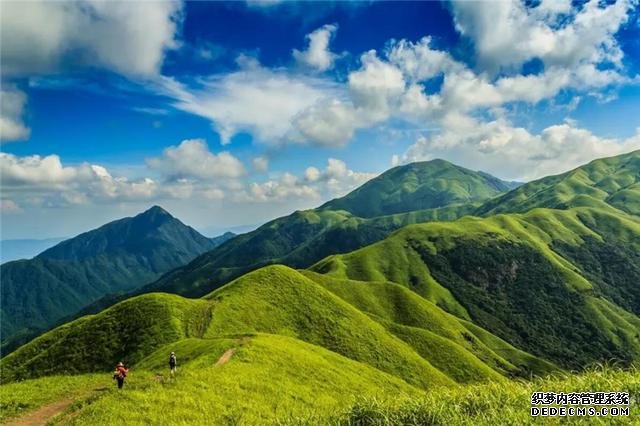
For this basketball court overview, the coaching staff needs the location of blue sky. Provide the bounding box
[1,0,639,239]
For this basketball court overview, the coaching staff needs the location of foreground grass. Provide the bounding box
[57,334,421,425]
[3,343,638,425]
[335,366,640,425]
[0,373,104,422]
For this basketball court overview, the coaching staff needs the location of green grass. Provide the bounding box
[52,334,423,425]
[302,271,554,378]
[335,366,640,425]
[0,293,212,381]
[0,373,105,422]
[203,265,455,389]
[311,206,640,368]
[476,150,640,217]
[3,359,637,425]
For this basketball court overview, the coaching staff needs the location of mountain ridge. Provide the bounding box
[145,160,517,297]
[0,206,225,347]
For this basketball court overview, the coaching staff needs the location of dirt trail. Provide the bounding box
[215,348,236,366]
[4,387,107,426]
[4,398,72,426]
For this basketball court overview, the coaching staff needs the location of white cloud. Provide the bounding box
[0,153,84,187]
[252,156,269,172]
[0,86,30,141]
[239,157,375,203]
[146,139,245,181]
[400,120,640,181]
[160,59,338,145]
[304,166,321,182]
[0,0,182,77]
[247,173,320,202]
[387,37,462,82]
[450,0,633,74]
[0,152,159,206]
[0,199,22,214]
[291,50,406,146]
[293,24,339,71]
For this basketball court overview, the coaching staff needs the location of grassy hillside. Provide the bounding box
[145,160,516,298]
[311,206,640,368]
[147,203,480,298]
[302,271,554,379]
[3,264,554,387]
[476,150,640,216]
[320,159,516,217]
[0,293,212,381]
[336,366,640,425]
[0,206,219,348]
[2,354,636,425]
[1,334,424,425]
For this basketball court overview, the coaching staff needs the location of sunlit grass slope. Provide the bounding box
[3,356,636,425]
[0,293,212,381]
[312,206,640,368]
[335,366,640,425]
[0,373,105,423]
[203,265,454,389]
[59,334,425,425]
[301,271,555,379]
[3,262,557,393]
[476,149,640,216]
[320,158,516,217]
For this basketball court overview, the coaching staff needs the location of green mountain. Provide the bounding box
[3,151,640,425]
[0,206,225,346]
[1,265,553,386]
[147,160,516,297]
[476,150,640,216]
[311,205,640,368]
[320,159,518,217]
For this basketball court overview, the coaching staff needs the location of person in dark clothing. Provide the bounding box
[113,362,128,389]
[169,352,177,376]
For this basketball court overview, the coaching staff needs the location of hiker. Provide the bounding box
[169,351,177,376]
[113,362,128,389]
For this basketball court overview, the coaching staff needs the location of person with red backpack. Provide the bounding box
[113,362,128,389]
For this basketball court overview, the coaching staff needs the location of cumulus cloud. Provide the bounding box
[0,0,182,77]
[146,139,245,181]
[1,86,30,141]
[0,152,159,206]
[293,24,339,71]
[451,0,634,74]
[399,120,640,181]
[288,0,637,148]
[252,156,269,172]
[387,36,462,82]
[239,157,375,203]
[0,199,22,214]
[291,50,406,146]
[160,58,338,145]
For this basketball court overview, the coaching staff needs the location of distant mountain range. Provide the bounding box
[0,206,233,347]
[3,151,640,393]
[147,159,521,297]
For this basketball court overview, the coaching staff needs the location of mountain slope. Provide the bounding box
[311,205,640,368]
[320,159,516,217]
[1,264,554,387]
[0,206,219,345]
[476,150,640,216]
[147,160,514,297]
